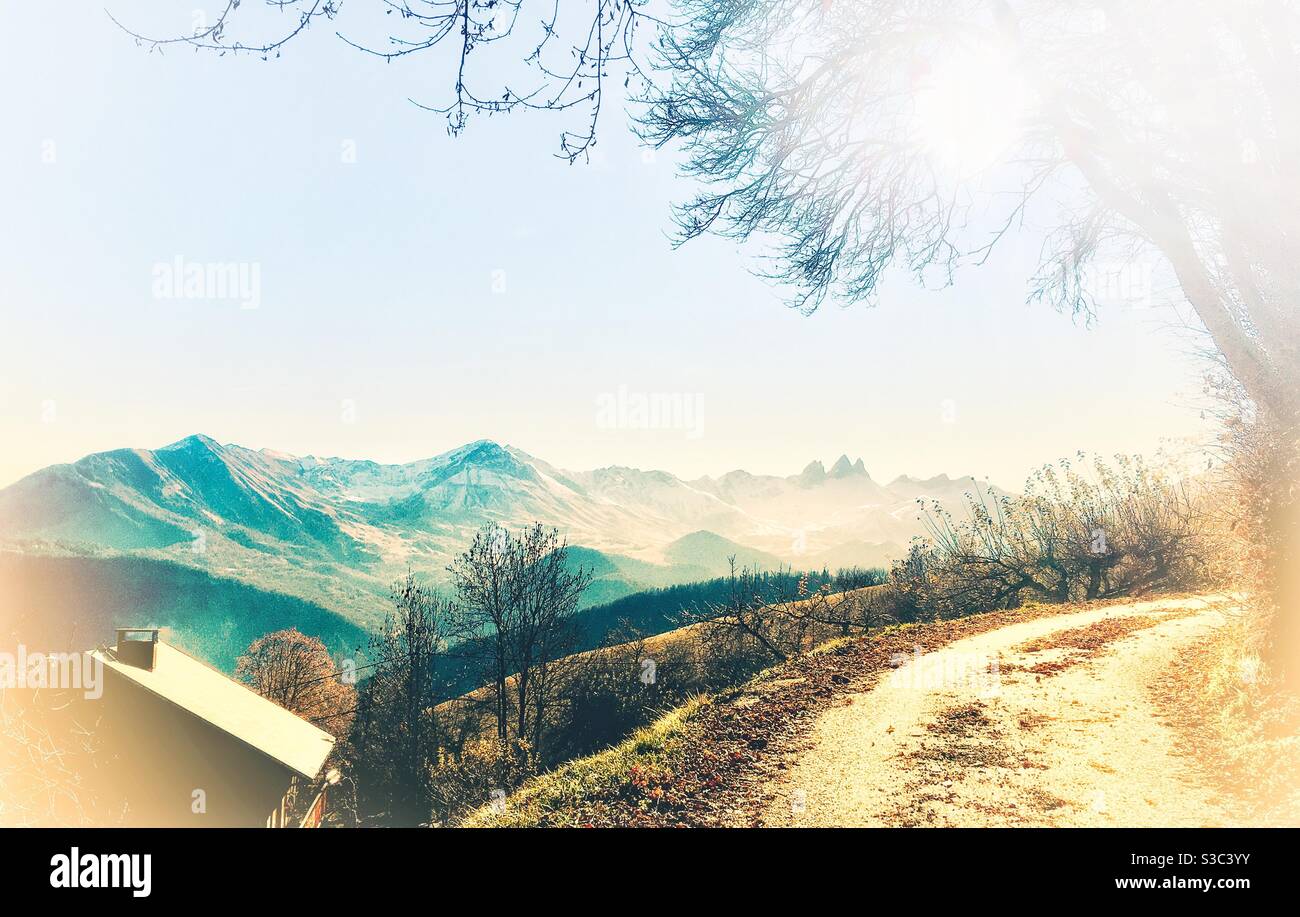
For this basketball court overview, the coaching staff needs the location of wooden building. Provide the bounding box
[85,628,336,827]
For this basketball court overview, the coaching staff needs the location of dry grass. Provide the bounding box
[1152,612,1300,825]
[461,696,712,828]
[0,688,108,827]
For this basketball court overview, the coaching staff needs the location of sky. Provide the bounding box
[0,3,1213,490]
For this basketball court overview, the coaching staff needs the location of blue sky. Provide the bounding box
[0,3,1211,489]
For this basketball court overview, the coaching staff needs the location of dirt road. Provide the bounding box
[762,596,1237,827]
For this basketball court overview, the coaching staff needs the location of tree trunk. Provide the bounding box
[1057,125,1294,421]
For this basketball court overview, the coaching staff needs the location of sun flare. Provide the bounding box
[912,46,1031,176]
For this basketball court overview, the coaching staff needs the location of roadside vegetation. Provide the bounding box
[891,453,1213,619]
[1155,615,1300,825]
[1147,376,1300,824]
[461,697,710,828]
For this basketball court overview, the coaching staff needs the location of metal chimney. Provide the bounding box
[115,628,159,671]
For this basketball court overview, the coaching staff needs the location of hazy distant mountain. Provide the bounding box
[0,436,1005,628]
[662,530,786,574]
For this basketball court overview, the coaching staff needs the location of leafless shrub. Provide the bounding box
[679,560,896,667]
[892,454,1211,619]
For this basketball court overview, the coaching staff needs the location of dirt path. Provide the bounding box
[762,595,1238,827]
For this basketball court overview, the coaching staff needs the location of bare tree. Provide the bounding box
[679,558,788,663]
[643,5,1297,664]
[513,524,592,761]
[357,571,453,825]
[112,2,1298,661]
[108,0,661,162]
[448,523,591,768]
[236,628,357,738]
[446,524,515,748]
[641,1,1299,426]
[680,558,894,665]
[111,1,1299,418]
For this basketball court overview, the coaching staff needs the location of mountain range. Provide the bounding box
[0,435,1005,633]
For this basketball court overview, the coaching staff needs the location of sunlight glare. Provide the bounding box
[912,47,1031,177]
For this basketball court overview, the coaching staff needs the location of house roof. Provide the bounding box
[88,642,336,780]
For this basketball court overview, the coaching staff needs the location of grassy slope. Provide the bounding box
[439,586,874,719]
[463,697,711,828]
